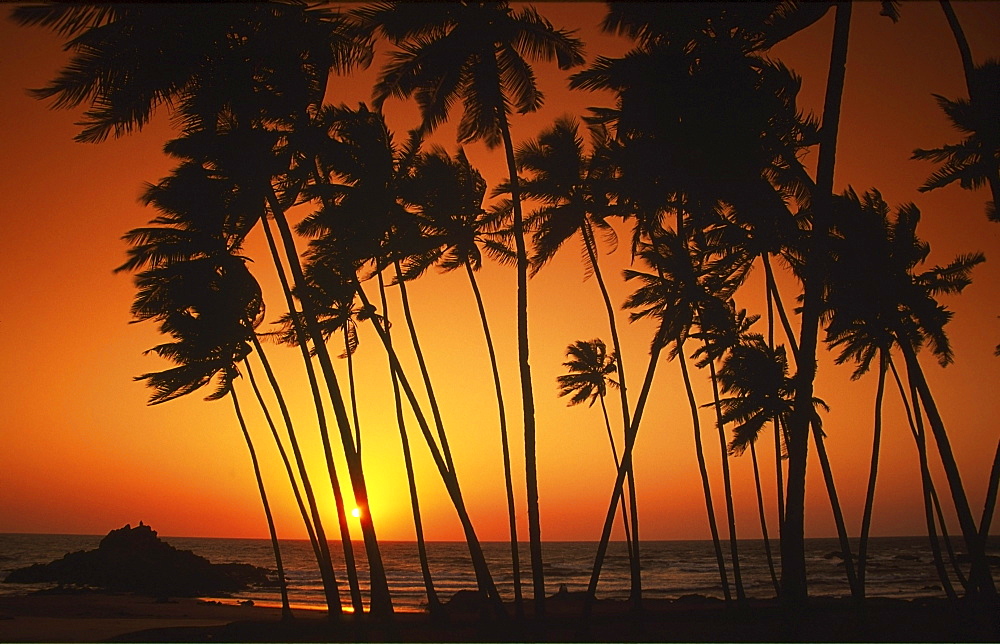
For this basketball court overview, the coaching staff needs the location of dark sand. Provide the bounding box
[0,590,996,642]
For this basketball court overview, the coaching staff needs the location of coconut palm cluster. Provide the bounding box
[15,0,997,622]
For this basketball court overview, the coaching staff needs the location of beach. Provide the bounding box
[1,590,996,642]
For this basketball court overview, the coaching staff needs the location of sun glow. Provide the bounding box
[351,507,361,519]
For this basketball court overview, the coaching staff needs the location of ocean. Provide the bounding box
[0,534,987,613]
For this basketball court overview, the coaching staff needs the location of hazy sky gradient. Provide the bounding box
[1,2,998,542]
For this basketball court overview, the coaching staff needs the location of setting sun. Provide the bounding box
[351,507,361,519]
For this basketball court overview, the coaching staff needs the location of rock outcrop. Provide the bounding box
[4,523,270,597]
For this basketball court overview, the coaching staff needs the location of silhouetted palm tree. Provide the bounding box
[400,145,525,615]
[361,2,585,612]
[824,188,994,598]
[557,339,633,554]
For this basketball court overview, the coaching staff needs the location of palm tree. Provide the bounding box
[298,105,506,613]
[120,201,294,619]
[913,0,1000,221]
[400,145,525,615]
[557,340,633,554]
[514,118,643,605]
[624,229,748,602]
[16,3,386,617]
[360,2,585,612]
[824,188,993,598]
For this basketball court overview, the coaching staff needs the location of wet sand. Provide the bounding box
[0,590,996,642]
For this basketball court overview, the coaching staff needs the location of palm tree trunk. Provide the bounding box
[258,209,346,616]
[266,189,393,617]
[678,344,731,602]
[809,419,861,601]
[259,203,363,615]
[584,330,666,619]
[888,356,958,599]
[378,272,444,619]
[939,0,1000,219]
[353,281,507,617]
[598,394,634,560]
[243,355,322,574]
[394,263,456,473]
[900,342,996,597]
[750,441,781,596]
[230,388,293,620]
[345,324,362,457]
[707,358,745,602]
[497,106,544,616]
[858,352,888,594]
[582,221,642,610]
[980,440,1000,541]
[465,260,524,617]
[763,256,786,530]
[784,1,852,605]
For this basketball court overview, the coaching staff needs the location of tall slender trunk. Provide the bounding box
[598,394,634,559]
[763,257,786,530]
[266,189,393,616]
[243,356,322,572]
[258,210,345,616]
[678,345,731,602]
[784,1,852,605]
[345,324,362,457]
[353,281,507,617]
[980,440,1000,541]
[496,106,543,615]
[230,388,292,620]
[582,221,642,609]
[939,0,1000,219]
[707,358,744,602]
[584,331,666,619]
[750,441,781,595]
[858,352,888,593]
[900,342,996,597]
[378,272,443,618]
[465,260,524,617]
[809,419,860,600]
[394,264,456,473]
[259,204,364,615]
[901,367,959,600]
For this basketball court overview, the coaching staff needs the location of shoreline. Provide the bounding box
[0,589,996,642]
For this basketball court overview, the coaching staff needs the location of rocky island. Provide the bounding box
[4,523,271,597]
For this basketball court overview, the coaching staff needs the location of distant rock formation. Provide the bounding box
[4,523,270,597]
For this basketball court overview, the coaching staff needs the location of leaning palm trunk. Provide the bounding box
[750,441,781,595]
[464,260,524,617]
[258,211,347,616]
[353,281,507,617]
[707,358,745,602]
[266,189,394,616]
[858,352,888,592]
[394,263,456,473]
[243,356,322,573]
[597,393,634,559]
[678,344,731,602]
[583,329,667,619]
[763,257,787,530]
[900,366,970,593]
[888,356,959,598]
[980,440,1000,540]
[230,388,292,620]
[785,0,853,605]
[259,204,362,615]
[900,342,996,598]
[378,273,444,618]
[582,220,642,609]
[809,419,860,600]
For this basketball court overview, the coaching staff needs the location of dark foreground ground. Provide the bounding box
[0,590,996,642]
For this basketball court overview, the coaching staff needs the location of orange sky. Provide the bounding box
[1,2,998,544]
